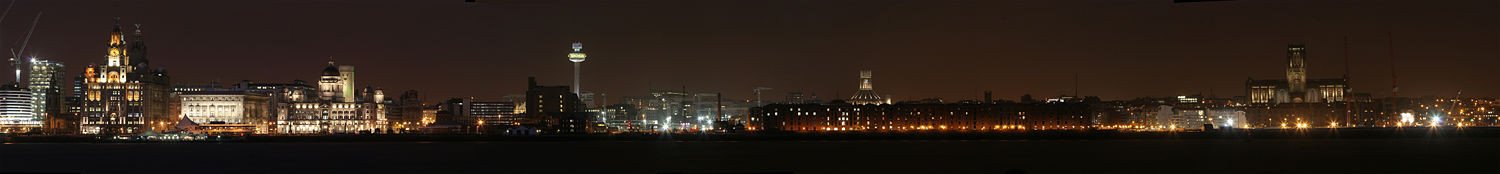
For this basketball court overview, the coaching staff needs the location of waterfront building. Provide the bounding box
[421,106,438,126]
[1154,105,1208,130]
[179,91,270,134]
[24,59,66,133]
[0,82,36,133]
[472,100,517,126]
[602,104,648,131]
[275,59,386,134]
[750,103,1093,132]
[524,77,588,133]
[230,80,316,133]
[79,19,173,135]
[391,90,422,132]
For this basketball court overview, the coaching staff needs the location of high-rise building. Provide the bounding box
[849,70,888,105]
[277,60,386,134]
[525,77,587,133]
[24,59,65,132]
[0,82,37,133]
[1246,44,1348,104]
[80,19,173,135]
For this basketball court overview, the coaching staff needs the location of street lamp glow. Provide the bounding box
[1399,113,1415,125]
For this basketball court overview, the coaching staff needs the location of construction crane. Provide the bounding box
[7,10,39,82]
[10,11,39,60]
[753,87,772,106]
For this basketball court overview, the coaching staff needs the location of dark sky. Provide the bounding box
[3,0,1496,102]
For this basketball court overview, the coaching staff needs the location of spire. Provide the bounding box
[128,23,149,69]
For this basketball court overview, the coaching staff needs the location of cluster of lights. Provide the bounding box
[805,124,1053,132]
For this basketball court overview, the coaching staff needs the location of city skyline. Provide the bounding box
[0,0,1494,103]
[0,1,1495,173]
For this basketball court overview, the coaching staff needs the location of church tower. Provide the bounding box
[1286,44,1307,93]
[849,70,887,105]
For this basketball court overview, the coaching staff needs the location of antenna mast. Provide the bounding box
[1388,32,1398,97]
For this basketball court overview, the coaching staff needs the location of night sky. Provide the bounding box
[2,0,1496,102]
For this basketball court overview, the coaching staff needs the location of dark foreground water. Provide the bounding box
[2,132,1497,174]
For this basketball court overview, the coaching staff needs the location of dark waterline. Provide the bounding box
[2,129,1496,174]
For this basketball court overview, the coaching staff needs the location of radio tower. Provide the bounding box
[568,41,588,95]
[1388,33,1398,97]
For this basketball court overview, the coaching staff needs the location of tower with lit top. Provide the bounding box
[80,18,173,134]
[849,70,887,105]
[568,42,587,95]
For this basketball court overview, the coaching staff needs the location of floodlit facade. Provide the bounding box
[849,70,889,105]
[1246,44,1348,104]
[179,91,270,134]
[275,60,386,134]
[80,19,173,135]
[0,82,37,133]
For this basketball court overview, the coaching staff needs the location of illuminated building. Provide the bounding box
[471,100,517,126]
[0,82,37,133]
[229,80,316,133]
[1246,44,1348,104]
[579,91,598,109]
[849,70,889,105]
[178,91,270,134]
[602,104,647,131]
[80,19,173,135]
[24,58,66,133]
[751,103,1093,132]
[317,58,356,102]
[275,60,386,134]
[421,106,438,126]
[1154,105,1208,130]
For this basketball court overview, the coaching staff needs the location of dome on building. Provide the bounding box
[322,59,340,76]
[322,65,340,76]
